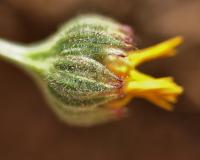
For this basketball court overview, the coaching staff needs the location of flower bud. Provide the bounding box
[29,14,134,126]
[0,14,182,126]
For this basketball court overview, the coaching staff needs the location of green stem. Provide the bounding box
[0,39,29,65]
[0,39,52,75]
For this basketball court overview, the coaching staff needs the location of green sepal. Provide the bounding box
[47,55,122,107]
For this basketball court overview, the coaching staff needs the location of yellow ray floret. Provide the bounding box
[108,36,183,111]
[128,36,183,67]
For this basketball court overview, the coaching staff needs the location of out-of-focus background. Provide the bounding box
[0,0,200,159]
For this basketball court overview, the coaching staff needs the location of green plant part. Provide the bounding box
[0,15,133,126]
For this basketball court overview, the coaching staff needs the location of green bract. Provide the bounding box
[0,15,133,126]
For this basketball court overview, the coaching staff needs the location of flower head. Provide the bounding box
[0,15,183,126]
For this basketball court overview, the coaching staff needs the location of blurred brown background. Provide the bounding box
[0,0,200,160]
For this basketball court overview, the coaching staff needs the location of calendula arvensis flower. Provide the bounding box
[0,15,183,126]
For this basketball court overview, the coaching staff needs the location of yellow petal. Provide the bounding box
[144,94,174,111]
[107,36,183,111]
[124,76,183,109]
[128,36,183,67]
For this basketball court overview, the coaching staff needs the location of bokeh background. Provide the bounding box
[0,0,200,159]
